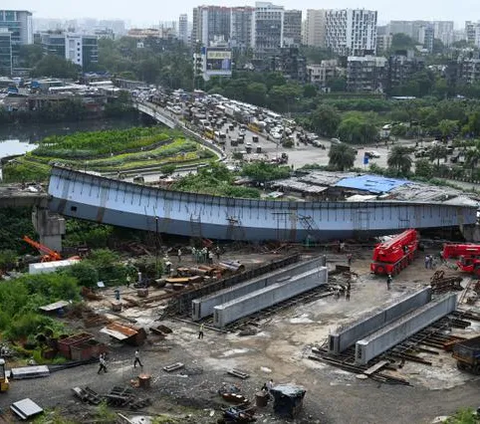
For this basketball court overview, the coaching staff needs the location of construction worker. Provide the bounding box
[387,274,393,290]
[98,353,107,374]
[198,323,204,340]
[347,254,353,266]
[346,289,351,301]
[133,350,143,368]
[177,248,182,262]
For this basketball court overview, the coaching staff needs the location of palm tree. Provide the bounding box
[328,143,356,171]
[429,144,448,167]
[387,146,412,175]
[465,148,480,178]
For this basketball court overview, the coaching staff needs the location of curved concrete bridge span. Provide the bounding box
[47,166,477,242]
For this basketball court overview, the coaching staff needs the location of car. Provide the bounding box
[366,151,380,158]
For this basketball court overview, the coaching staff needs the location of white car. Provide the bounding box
[366,151,380,158]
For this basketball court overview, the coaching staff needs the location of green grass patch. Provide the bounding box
[34,126,171,158]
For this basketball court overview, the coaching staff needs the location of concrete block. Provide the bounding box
[213,267,328,327]
[328,287,432,354]
[355,293,457,365]
[191,256,324,320]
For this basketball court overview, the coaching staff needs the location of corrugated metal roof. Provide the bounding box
[100,323,138,341]
[335,175,408,193]
[39,300,70,312]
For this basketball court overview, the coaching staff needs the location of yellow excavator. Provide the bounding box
[0,358,9,392]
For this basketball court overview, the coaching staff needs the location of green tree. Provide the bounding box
[328,143,356,171]
[390,33,417,51]
[245,82,267,106]
[0,250,17,271]
[327,77,347,92]
[302,84,317,98]
[241,162,291,183]
[337,114,378,144]
[466,148,480,178]
[415,158,433,178]
[429,144,448,166]
[310,104,341,138]
[18,44,44,68]
[31,55,81,79]
[268,84,301,112]
[87,249,126,283]
[432,38,445,55]
[63,262,99,288]
[387,146,412,175]
[465,112,480,137]
[438,119,459,141]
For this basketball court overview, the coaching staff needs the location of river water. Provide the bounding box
[0,116,143,159]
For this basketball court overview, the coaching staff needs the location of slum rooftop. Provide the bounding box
[273,171,480,206]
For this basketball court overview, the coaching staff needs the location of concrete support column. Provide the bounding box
[32,207,66,252]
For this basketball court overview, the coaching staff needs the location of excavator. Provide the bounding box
[22,236,62,262]
[442,244,480,276]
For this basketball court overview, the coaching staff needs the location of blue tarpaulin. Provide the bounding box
[335,175,409,194]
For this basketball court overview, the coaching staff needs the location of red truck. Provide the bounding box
[370,229,419,275]
[442,244,480,277]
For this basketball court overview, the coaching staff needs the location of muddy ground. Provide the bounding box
[1,247,480,423]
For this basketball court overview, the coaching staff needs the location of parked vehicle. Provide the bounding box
[370,229,419,275]
[442,244,480,276]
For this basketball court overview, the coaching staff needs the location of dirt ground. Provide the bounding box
[1,247,480,423]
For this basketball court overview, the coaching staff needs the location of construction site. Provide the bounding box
[1,226,480,423]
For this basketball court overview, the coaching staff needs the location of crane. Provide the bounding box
[22,236,62,262]
[442,243,480,277]
[370,229,419,275]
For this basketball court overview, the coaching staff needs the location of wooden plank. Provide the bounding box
[364,360,389,376]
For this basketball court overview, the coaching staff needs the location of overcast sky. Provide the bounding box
[4,1,477,27]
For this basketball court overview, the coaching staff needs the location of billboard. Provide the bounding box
[204,48,232,76]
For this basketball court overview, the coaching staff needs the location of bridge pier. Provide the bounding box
[32,207,66,252]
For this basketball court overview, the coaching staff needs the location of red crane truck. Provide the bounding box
[370,229,419,275]
[442,244,480,277]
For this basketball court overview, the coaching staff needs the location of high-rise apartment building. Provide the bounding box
[325,9,377,56]
[0,10,33,68]
[387,20,453,48]
[434,21,454,46]
[40,32,98,69]
[418,24,434,53]
[304,9,326,48]
[178,14,189,44]
[230,7,254,51]
[0,28,12,75]
[465,21,480,46]
[253,2,284,60]
[192,6,231,46]
[283,10,302,47]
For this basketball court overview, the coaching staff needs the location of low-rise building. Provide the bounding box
[386,52,425,94]
[271,47,306,82]
[40,31,98,69]
[306,59,341,87]
[346,55,387,92]
[39,32,98,69]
